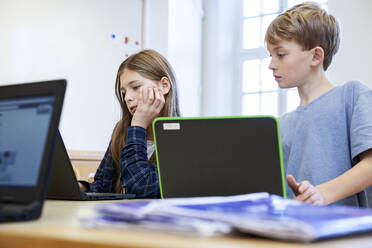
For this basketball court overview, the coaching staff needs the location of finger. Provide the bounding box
[297,181,311,194]
[313,198,324,205]
[286,174,300,195]
[137,87,143,106]
[152,88,160,108]
[158,89,166,110]
[153,88,165,110]
[142,86,148,104]
[304,194,320,204]
[148,87,155,104]
[296,185,315,202]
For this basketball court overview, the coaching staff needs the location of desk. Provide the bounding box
[0,200,372,248]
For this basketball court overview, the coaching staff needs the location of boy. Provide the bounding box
[265,2,372,206]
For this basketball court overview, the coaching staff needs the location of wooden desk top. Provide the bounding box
[0,200,372,248]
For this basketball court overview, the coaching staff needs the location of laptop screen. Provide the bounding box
[0,95,55,187]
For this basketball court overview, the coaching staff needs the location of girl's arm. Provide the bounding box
[120,126,160,198]
[80,146,117,193]
[119,87,164,198]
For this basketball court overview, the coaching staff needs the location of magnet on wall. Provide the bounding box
[124,36,130,44]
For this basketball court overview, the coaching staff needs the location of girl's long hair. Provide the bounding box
[111,49,181,193]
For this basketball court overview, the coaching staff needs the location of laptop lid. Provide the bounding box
[47,130,135,200]
[153,116,286,198]
[0,80,66,220]
[46,130,83,200]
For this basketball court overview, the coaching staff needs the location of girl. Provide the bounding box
[79,49,181,198]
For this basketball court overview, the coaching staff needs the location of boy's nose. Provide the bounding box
[268,59,276,70]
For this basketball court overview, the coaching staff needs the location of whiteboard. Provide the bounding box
[0,0,143,150]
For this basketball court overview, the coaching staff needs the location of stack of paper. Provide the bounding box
[84,193,372,242]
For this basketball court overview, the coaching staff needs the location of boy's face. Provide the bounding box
[267,38,313,89]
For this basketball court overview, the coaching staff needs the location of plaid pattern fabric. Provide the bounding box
[88,145,117,193]
[89,126,160,198]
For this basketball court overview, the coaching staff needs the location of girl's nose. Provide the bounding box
[124,92,133,102]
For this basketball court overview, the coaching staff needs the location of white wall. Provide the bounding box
[144,0,169,57]
[328,0,372,88]
[0,0,204,151]
[168,0,203,116]
[0,0,142,151]
[144,0,203,117]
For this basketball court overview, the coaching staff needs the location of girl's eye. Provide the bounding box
[278,53,285,58]
[132,85,140,90]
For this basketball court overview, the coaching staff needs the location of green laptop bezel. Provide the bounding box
[152,115,287,199]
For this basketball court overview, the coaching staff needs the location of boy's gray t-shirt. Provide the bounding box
[280,81,372,207]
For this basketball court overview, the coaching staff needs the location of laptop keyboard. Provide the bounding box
[84,192,135,200]
[85,192,120,197]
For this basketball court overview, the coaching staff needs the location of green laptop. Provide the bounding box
[153,116,286,198]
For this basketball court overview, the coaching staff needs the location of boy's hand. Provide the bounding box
[286,174,324,205]
[131,87,165,129]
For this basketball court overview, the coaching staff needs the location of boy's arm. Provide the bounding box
[317,148,372,205]
[288,148,372,205]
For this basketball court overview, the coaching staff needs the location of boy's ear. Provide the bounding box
[159,77,171,95]
[311,46,324,68]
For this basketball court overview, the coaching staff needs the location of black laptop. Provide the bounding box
[153,116,286,198]
[46,130,136,200]
[0,80,66,222]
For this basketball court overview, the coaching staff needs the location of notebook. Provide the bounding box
[0,80,66,222]
[153,116,286,198]
[46,130,136,200]
[91,193,372,242]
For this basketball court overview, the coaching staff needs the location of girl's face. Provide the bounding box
[120,69,161,115]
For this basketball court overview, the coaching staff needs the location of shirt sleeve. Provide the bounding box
[88,146,117,193]
[120,126,160,198]
[350,82,372,161]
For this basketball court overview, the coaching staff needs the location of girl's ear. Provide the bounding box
[159,77,171,95]
[311,46,324,68]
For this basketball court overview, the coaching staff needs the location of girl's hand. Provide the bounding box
[78,182,88,192]
[131,86,165,129]
[286,174,324,205]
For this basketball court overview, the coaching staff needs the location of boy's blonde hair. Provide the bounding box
[265,2,340,70]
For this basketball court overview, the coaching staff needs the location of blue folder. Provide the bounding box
[89,193,372,242]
